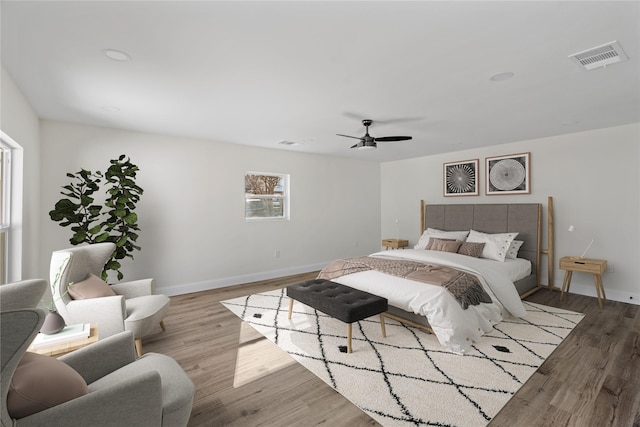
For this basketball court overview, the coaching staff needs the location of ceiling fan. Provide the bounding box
[337,119,412,150]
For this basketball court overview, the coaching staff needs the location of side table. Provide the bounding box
[559,256,607,309]
[382,239,409,250]
[28,324,99,358]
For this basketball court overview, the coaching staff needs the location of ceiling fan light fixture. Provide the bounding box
[358,144,376,151]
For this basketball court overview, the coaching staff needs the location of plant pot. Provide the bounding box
[41,311,66,335]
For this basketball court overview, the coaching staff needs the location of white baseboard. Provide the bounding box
[552,281,640,306]
[159,262,330,297]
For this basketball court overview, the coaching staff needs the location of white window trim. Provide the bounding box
[244,171,290,221]
[0,131,21,284]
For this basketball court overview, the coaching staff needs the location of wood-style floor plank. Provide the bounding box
[143,274,640,426]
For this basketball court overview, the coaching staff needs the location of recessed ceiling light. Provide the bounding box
[277,140,301,146]
[489,72,514,82]
[103,49,131,61]
[102,105,120,112]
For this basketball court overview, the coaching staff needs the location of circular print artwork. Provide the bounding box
[489,158,526,191]
[446,163,476,194]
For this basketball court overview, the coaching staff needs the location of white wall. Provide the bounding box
[39,121,381,294]
[381,123,640,304]
[0,66,41,281]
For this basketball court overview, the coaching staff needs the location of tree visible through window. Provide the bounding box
[245,172,289,220]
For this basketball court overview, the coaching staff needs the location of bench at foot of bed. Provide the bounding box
[286,279,388,353]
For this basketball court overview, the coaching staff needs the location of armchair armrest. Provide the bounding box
[64,296,126,339]
[17,370,163,427]
[110,278,156,298]
[59,331,137,384]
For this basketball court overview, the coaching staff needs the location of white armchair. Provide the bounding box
[1,279,194,427]
[50,243,170,356]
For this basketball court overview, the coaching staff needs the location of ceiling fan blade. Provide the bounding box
[337,133,363,140]
[373,117,424,125]
[350,143,359,149]
[374,136,412,142]
[343,112,424,124]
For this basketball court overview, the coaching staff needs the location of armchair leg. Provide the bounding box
[135,338,143,357]
[160,320,166,332]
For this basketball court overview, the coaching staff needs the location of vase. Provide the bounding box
[41,311,66,335]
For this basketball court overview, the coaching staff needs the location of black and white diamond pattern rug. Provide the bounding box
[221,288,584,426]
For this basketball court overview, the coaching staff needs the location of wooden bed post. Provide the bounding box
[540,196,555,290]
[420,199,425,236]
[547,196,555,289]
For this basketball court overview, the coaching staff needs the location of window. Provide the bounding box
[0,141,11,284]
[245,172,289,220]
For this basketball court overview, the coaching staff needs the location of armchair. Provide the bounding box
[50,242,170,356]
[1,279,195,427]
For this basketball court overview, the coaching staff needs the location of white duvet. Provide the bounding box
[327,249,529,354]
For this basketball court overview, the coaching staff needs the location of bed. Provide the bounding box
[317,198,554,354]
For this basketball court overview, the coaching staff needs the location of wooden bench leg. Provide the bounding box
[288,298,294,319]
[380,313,387,338]
[347,323,353,353]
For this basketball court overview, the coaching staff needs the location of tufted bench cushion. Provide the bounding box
[286,279,388,353]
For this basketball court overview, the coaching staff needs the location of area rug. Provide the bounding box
[221,289,584,426]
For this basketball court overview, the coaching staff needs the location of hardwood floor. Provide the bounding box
[143,273,640,426]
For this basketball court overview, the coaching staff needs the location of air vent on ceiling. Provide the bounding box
[277,140,300,146]
[568,41,629,71]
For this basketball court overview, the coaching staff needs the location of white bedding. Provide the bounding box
[326,249,529,354]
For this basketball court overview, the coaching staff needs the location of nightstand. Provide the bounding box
[559,256,607,309]
[382,239,409,250]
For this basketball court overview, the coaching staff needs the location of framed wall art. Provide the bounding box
[485,152,530,195]
[443,159,479,196]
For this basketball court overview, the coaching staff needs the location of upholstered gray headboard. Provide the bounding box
[421,202,543,293]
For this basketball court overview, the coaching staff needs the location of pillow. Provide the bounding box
[506,240,524,259]
[428,238,463,253]
[465,230,518,262]
[414,228,470,250]
[68,273,116,300]
[425,237,454,250]
[8,352,89,418]
[457,241,486,258]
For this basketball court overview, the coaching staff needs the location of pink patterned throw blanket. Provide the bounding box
[317,256,492,309]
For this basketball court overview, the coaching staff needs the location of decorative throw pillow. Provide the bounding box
[457,241,486,258]
[505,240,524,259]
[425,237,455,250]
[428,238,463,253]
[68,273,116,300]
[8,352,89,418]
[414,228,470,250]
[465,230,518,262]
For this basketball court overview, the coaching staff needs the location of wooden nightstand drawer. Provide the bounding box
[382,239,409,250]
[559,257,607,274]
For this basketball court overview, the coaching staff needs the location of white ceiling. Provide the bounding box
[2,1,639,162]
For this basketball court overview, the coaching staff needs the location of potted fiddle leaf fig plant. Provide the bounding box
[49,155,143,281]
